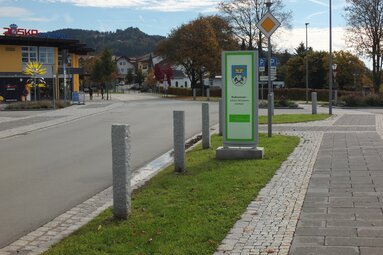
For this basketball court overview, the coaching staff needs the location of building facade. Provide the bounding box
[116,56,135,83]
[0,24,93,102]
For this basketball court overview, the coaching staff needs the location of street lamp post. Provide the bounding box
[329,0,333,115]
[332,63,337,105]
[305,22,309,104]
[265,0,273,137]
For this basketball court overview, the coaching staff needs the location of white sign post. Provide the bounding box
[216,51,264,160]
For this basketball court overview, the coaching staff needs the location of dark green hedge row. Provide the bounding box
[341,94,383,107]
[5,100,70,110]
[167,87,357,101]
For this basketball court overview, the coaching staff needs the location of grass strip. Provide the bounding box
[259,113,330,124]
[45,134,299,255]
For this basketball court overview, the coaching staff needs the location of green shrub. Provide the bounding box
[341,94,383,107]
[5,100,70,110]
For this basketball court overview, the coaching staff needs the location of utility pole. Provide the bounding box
[329,0,333,115]
[266,0,273,137]
[305,22,309,104]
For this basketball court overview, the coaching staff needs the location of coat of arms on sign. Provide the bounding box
[232,65,247,86]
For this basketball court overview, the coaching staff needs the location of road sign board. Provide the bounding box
[260,76,276,81]
[259,58,266,72]
[270,57,277,70]
[222,51,259,147]
[257,12,281,38]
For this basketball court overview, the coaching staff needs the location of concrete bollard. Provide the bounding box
[312,92,317,115]
[219,99,223,136]
[111,124,131,220]
[202,103,210,149]
[193,88,196,101]
[207,88,210,101]
[173,111,185,173]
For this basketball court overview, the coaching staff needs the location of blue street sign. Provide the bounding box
[270,57,277,70]
[259,58,266,72]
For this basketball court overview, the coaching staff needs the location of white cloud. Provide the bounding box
[0,6,29,17]
[308,0,328,7]
[275,26,349,53]
[40,0,220,12]
[0,6,51,22]
[305,11,327,20]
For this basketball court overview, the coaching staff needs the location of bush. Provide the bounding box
[5,100,71,110]
[259,95,298,108]
[341,94,383,107]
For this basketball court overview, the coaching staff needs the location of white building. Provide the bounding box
[116,56,135,82]
[171,69,190,88]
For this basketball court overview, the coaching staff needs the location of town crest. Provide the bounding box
[232,65,247,86]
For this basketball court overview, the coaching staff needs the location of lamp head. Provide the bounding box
[332,64,337,70]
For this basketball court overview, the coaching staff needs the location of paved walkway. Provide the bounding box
[216,110,383,255]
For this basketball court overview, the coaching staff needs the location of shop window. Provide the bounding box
[22,46,37,63]
[39,47,54,64]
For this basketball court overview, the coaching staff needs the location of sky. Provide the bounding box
[0,0,349,54]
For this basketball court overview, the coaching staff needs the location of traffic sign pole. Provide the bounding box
[257,4,280,138]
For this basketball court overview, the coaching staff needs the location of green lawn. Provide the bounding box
[259,113,331,124]
[44,134,299,255]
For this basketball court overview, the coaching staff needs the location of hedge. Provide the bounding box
[166,87,357,101]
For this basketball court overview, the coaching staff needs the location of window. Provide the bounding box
[185,81,188,87]
[22,46,37,63]
[39,47,54,64]
[176,81,179,87]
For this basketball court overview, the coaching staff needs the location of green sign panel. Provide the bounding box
[222,51,259,147]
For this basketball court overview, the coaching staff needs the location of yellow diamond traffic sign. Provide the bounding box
[257,12,280,38]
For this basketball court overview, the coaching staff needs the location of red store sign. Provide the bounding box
[3,24,39,36]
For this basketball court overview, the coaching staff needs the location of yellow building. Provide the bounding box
[0,24,93,102]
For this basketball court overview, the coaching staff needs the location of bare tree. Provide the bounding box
[218,0,292,56]
[345,0,383,92]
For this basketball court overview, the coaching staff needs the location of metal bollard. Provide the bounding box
[193,88,196,101]
[268,93,273,137]
[173,111,185,173]
[112,124,131,220]
[207,88,210,101]
[312,92,317,115]
[202,103,210,149]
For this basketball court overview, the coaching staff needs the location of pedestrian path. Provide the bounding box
[216,111,383,255]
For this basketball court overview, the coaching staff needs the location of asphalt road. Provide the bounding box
[0,98,219,248]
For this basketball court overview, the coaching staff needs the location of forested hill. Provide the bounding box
[46,27,165,57]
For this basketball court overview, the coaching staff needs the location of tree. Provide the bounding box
[345,0,383,92]
[156,15,238,90]
[90,58,103,86]
[126,69,134,84]
[332,51,366,90]
[136,69,144,87]
[283,45,368,90]
[219,0,292,56]
[99,48,116,99]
